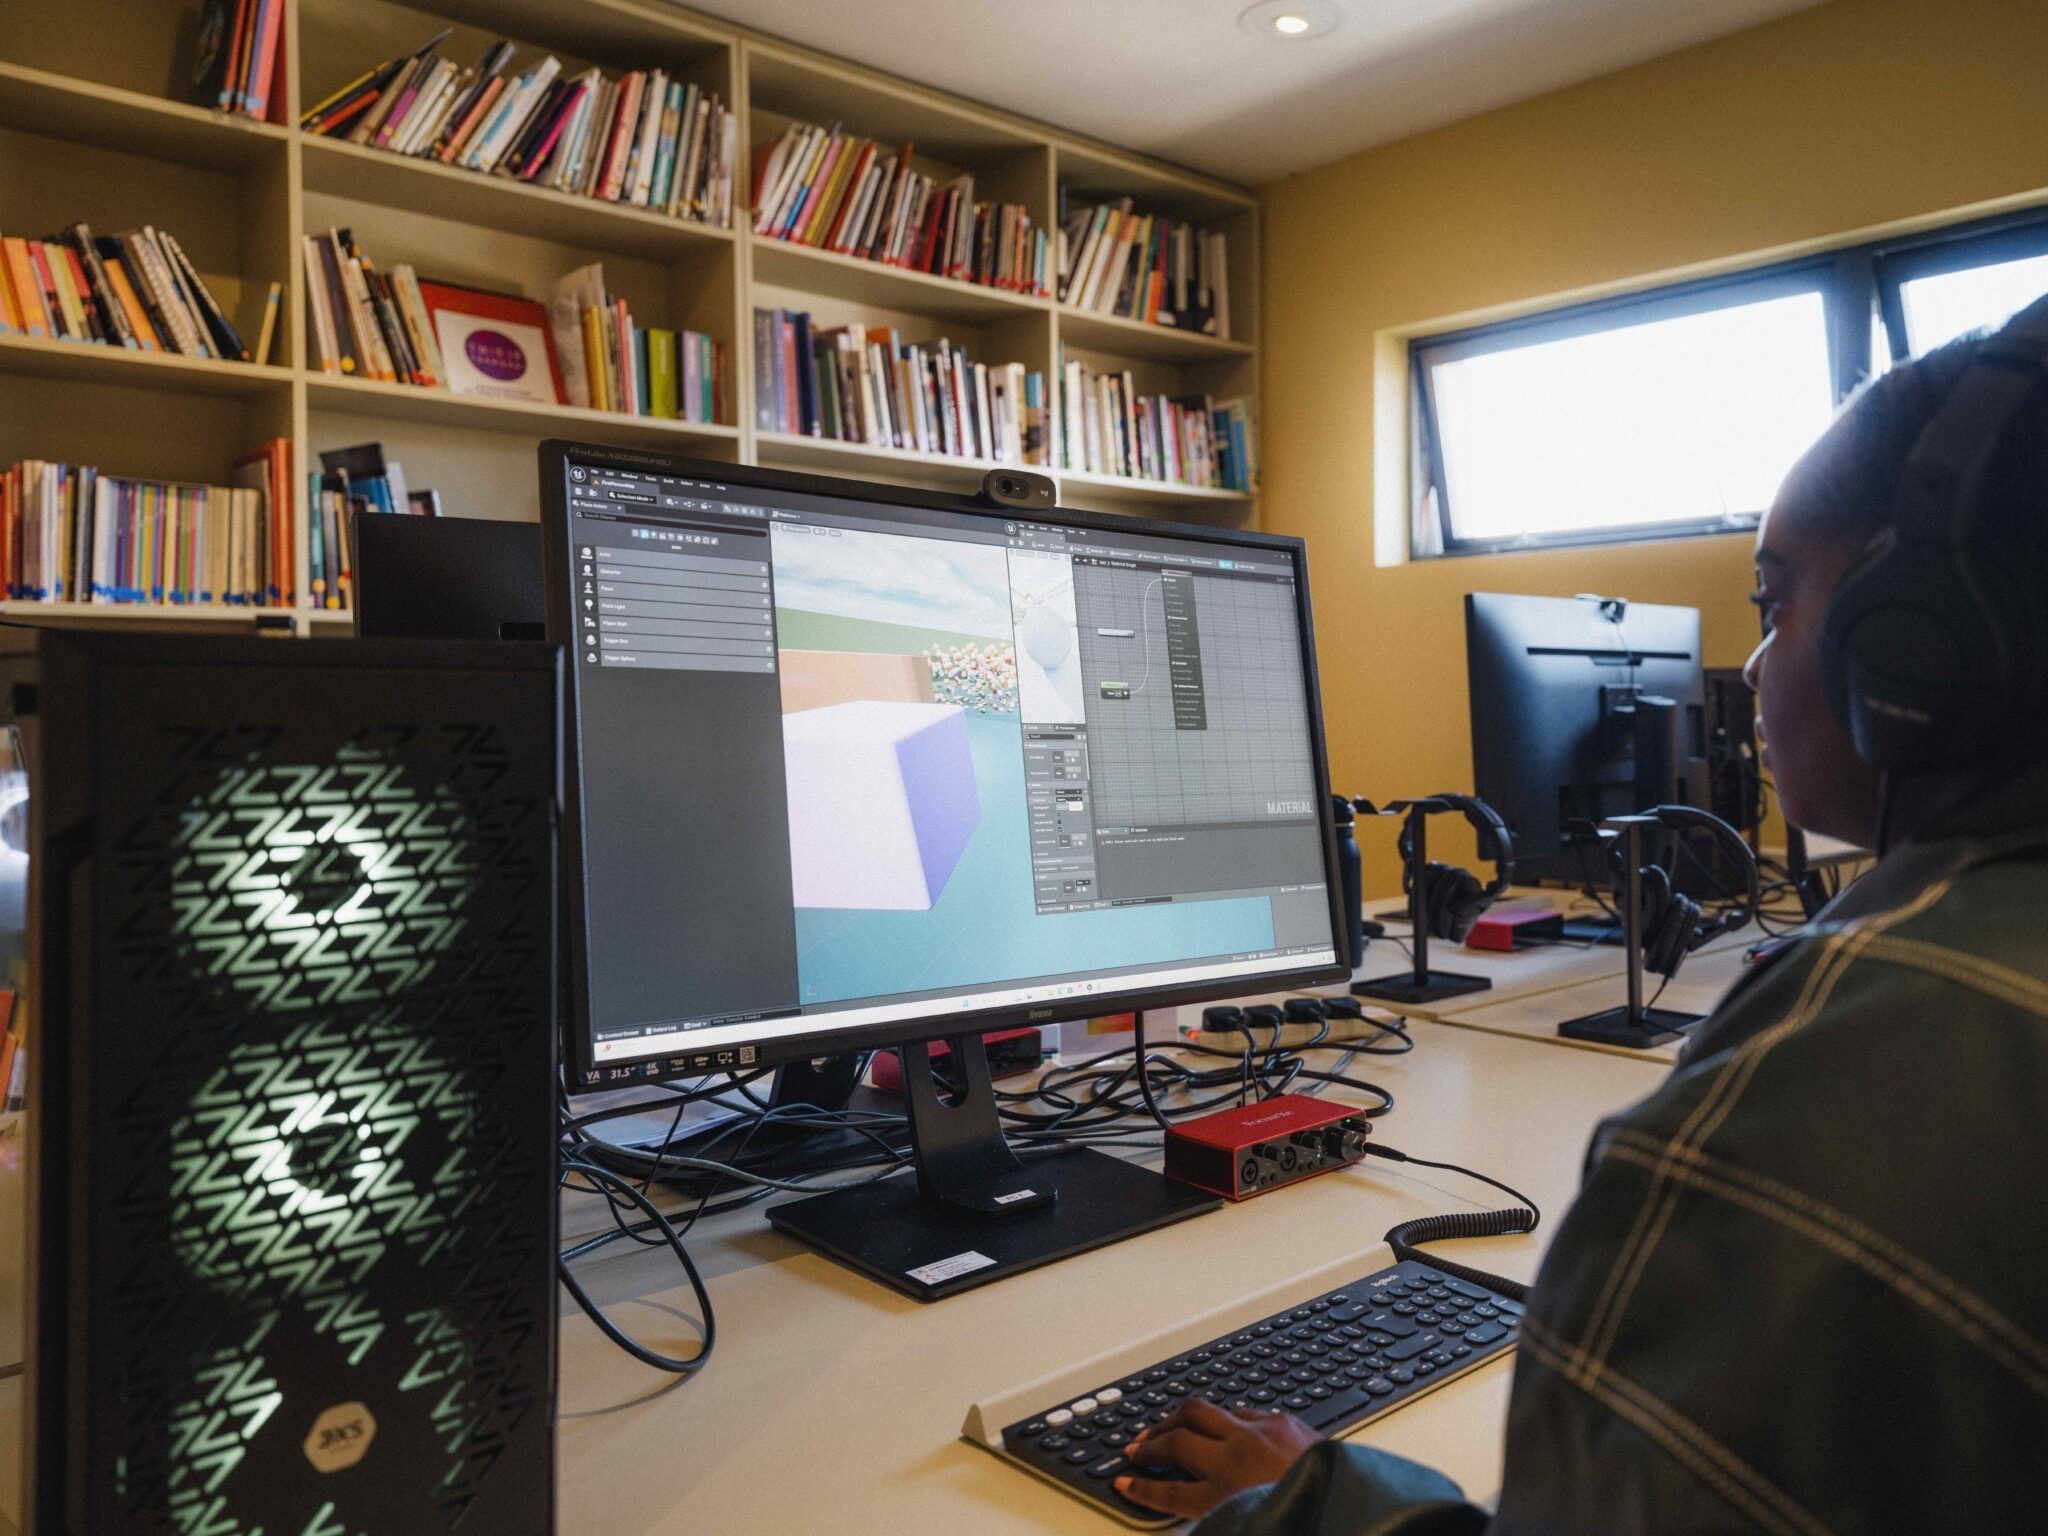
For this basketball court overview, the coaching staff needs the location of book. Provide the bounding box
[190,0,287,121]
[0,226,250,362]
[299,31,734,226]
[748,123,1052,299]
[1058,193,1230,337]
[2,450,292,608]
[416,281,564,404]
[1053,348,1251,489]
[752,308,1047,465]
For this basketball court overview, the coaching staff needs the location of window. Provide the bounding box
[1876,216,2048,359]
[1414,269,1839,554]
[1408,207,2048,558]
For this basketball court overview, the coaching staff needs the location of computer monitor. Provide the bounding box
[1465,591,1709,893]
[351,512,544,641]
[540,443,1348,1297]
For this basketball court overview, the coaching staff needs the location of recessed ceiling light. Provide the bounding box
[1239,0,1341,41]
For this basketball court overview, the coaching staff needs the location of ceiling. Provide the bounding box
[682,0,1827,185]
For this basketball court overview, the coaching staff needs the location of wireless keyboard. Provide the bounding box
[969,1258,1522,1528]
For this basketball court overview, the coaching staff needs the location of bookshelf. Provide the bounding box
[0,0,1261,637]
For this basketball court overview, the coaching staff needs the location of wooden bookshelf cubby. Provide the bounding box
[0,0,1261,636]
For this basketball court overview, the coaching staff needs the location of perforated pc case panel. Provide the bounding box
[59,644,558,1535]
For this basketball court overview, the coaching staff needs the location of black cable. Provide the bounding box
[1365,1144,1542,1303]
[558,1158,716,1375]
[1132,1014,1174,1132]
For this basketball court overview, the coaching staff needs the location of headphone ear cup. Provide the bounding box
[1425,861,1482,942]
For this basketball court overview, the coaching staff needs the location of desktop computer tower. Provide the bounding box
[4,627,560,1536]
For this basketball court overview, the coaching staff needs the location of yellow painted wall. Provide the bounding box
[1260,0,2048,888]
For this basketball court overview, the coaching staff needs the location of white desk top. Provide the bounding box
[554,1025,1667,1535]
[1416,938,1761,1064]
[0,941,1686,1536]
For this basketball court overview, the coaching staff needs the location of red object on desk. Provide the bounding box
[1465,908,1565,952]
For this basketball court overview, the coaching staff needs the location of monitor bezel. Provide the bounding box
[540,440,1349,1089]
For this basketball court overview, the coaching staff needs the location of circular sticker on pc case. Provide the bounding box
[303,1402,377,1473]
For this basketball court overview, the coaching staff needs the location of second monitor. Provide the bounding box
[1465,590,1708,896]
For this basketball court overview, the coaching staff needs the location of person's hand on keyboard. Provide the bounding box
[1113,1398,1323,1520]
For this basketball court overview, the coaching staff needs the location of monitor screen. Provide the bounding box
[544,446,1345,1087]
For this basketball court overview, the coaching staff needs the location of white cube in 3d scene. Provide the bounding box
[784,700,982,910]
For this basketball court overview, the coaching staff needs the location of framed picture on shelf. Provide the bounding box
[417,281,566,405]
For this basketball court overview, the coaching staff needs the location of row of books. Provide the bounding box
[0,443,295,608]
[301,228,443,385]
[1058,199,1231,338]
[549,265,725,422]
[1058,360,1257,492]
[751,124,1052,296]
[754,309,1049,466]
[0,225,270,363]
[192,0,287,122]
[303,32,736,226]
[309,442,431,612]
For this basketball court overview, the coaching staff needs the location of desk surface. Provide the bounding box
[0,936,1692,1536]
[554,1025,1668,1536]
[1413,940,1760,1064]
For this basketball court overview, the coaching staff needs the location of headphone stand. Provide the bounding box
[1351,798,1494,1005]
[1558,815,1704,1048]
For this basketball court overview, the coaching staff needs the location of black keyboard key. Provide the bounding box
[1389,1367,1415,1385]
[1104,1431,1130,1447]
[1392,1302,1417,1316]
[1365,1312,1419,1338]
[1451,1344,1473,1358]
[1249,1388,1277,1403]
[1087,1455,1127,1479]
[1329,1303,1371,1323]
[1464,1321,1509,1345]
[1041,1434,1069,1452]
[1443,1278,1490,1301]
[1020,1420,1047,1437]
[1474,1305,1500,1320]
[1065,1447,1097,1465]
[1306,1388,1372,1428]
[1363,1376,1395,1396]
[1307,1385,1332,1400]
[1414,1361,1437,1376]
[1284,1393,1312,1411]
[1384,1334,1437,1362]
[1368,1291,1399,1306]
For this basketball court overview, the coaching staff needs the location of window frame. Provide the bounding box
[1872,208,2048,362]
[1406,204,2048,560]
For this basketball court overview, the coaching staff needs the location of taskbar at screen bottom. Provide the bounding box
[582,948,1340,1083]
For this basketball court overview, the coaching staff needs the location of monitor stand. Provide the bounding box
[767,1033,1219,1301]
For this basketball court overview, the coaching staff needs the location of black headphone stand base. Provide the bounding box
[1557,1004,1702,1048]
[1350,970,1493,1005]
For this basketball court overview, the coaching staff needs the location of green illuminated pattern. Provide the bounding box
[99,722,551,1535]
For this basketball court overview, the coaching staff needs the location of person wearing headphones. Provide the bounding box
[1114,296,2048,1533]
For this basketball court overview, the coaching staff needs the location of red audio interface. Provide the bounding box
[1163,1094,1373,1200]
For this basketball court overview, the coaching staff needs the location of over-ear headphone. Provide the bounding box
[1820,293,2048,774]
[1399,793,1515,943]
[1610,805,1762,979]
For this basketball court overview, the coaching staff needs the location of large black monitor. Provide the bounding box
[1465,591,1708,891]
[541,443,1348,1297]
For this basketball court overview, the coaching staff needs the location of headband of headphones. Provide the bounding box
[1399,792,1516,902]
[1820,292,2048,773]
[1608,803,1761,941]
